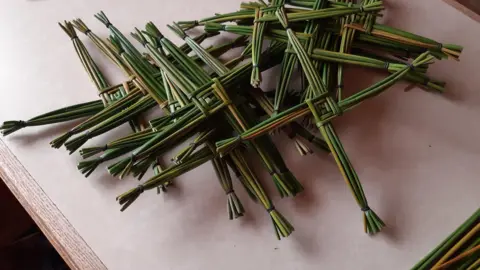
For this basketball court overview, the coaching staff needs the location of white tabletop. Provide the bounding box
[0,0,479,269]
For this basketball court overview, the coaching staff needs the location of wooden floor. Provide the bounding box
[459,0,480,13]
[460,0,480,9]
[0,180,68,270]
[444,0,480,23]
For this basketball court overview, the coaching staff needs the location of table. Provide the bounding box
[1,0,479,269]
[444,0,480,22]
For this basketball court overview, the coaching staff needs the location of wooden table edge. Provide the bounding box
[0,139,106,270]
[443,0,480,23]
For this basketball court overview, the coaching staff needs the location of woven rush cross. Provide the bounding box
[214,3,436,235]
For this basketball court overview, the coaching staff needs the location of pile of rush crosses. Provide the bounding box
[1,0,462,240]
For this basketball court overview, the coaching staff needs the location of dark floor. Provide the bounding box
[458,0,480,14]
[0,179,69,270]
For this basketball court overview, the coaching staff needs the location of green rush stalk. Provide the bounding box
[177,4,311,26]
[79,105,193,160]
[50,82,144,149]
[412,208,480,270]
[211,148,245,220]
[60,21,146,134]
[77,106,201,178]
[230,148,294,239]
[95,11,158,74]
[309,48,445,92]
[73,19,152,137]
[335,0,359,101]
[273,0,327,114]
[344,23,463,60]
[250,1,270,87]
[0,100,104,136]
[204,22,312,45]
[78,124,196,178]
[256,2,384,23]
[72,18,132,76]
[116,146,214,211]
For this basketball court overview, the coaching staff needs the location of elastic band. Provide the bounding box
[105,22,112,28]
[361,206,370,212]
[71,36,79,41]
[226,189,234,195]
[423,77,431,86]
[436,43,443,50]
[103,145,108,151]
[268,171,276,176]
[136,185,145,194]
[252,63,259,68]
[408,62,415,70]
[18,120,27,127]
[384,62,390,70]
[267,206,276,213]
[85,29,92,34]
[336,84,344,89]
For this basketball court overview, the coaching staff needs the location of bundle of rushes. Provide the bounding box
[413,208,479,270]
[0,0,463,239]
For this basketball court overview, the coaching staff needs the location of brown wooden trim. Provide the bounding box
[0,139,106,270]
[443,0,480,23]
